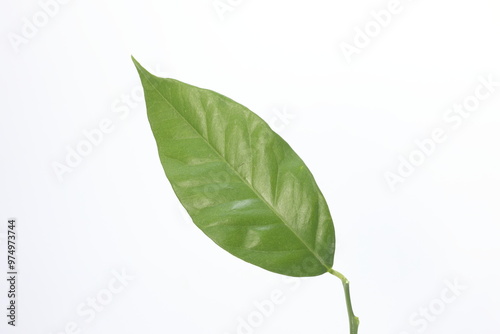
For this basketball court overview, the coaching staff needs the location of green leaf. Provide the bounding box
[133,57,335,277]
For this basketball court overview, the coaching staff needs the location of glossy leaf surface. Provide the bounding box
[133,58,335,277]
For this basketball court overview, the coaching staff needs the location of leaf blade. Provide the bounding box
[133,58,335,277]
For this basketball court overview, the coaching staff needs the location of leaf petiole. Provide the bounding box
[328,269,360,334]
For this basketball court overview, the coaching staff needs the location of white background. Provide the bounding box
[1,0,499,333]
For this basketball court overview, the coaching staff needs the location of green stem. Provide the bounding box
[328,269,359,334]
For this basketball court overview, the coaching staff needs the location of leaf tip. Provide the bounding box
[133,56,160,80]
[131,55,147,74]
